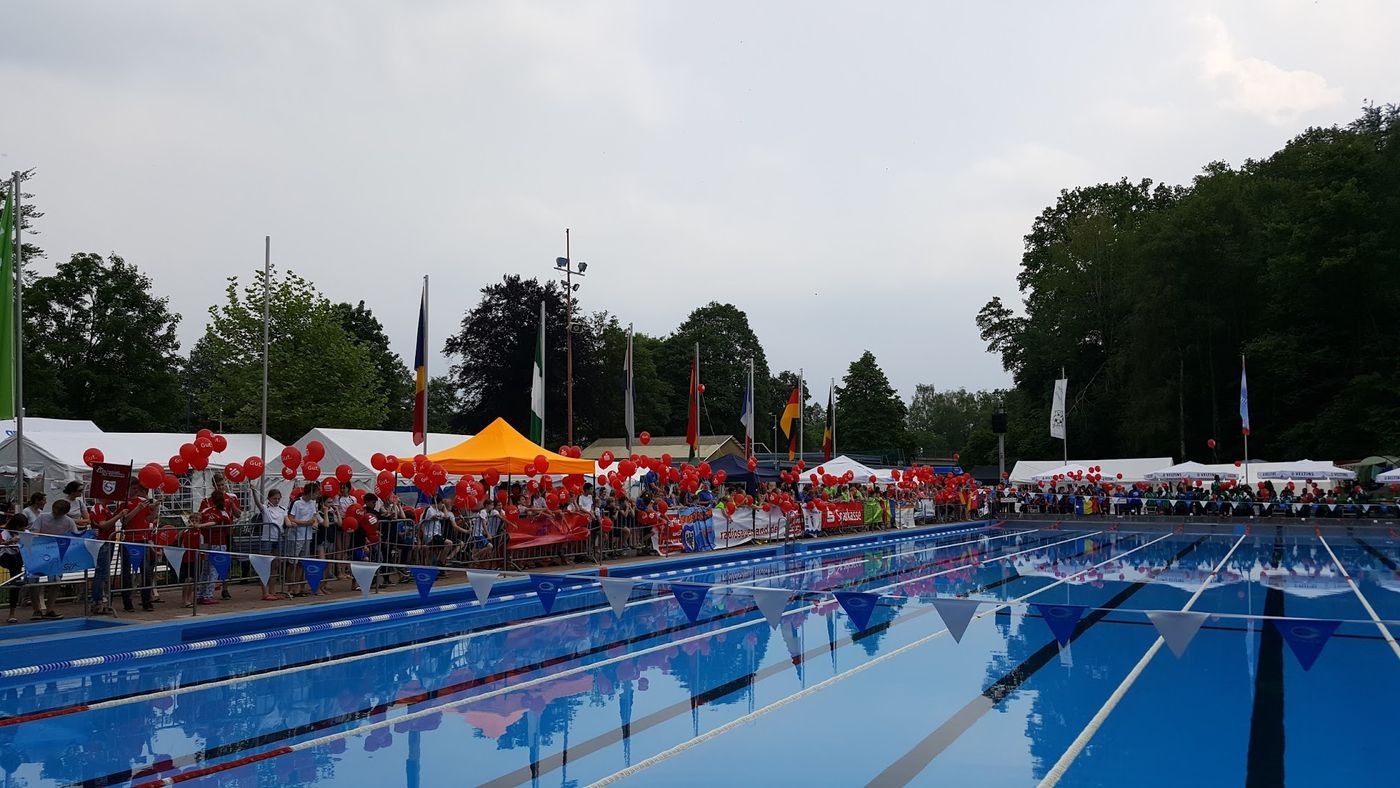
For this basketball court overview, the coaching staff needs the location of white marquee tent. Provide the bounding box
[1256,460,1356,481]
[1,417,101,437]
[797,455,894,485]
[291,428,471,483]
[1144,461,1240,481]
[1009,458,1172,484]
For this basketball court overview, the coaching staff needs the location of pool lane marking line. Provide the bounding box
[1316,532,1400,661]
[129,530,1126,787]
[579,531,1180,788]
[0,524,1016,681]
[22,528,1067,729]
[1036,533,1249,788]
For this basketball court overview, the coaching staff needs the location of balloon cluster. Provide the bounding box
[119,428,246,495]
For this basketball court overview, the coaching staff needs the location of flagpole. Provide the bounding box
[1061,366,1068,466]
[422,275,429,455]
[11,173,24,502]
[259,236,270,503]
[830,377,836,459]
[798,368,804,464]
[624,323,634,453]
[1241,355,1249,487]
[747,357,755,458]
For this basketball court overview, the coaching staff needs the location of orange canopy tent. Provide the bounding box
[426,417,595,475]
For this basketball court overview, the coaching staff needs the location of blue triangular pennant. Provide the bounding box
[208,551,232,581]
[57,535,72,560]
[833,591,880,631]
[59,540,95,573]
[1273,618,1341,671]
[124,543,146,573]
[670,583,709,623]
[301,558,327,594]
[20,536,62,578]
[1032,603,1087,646]
[411,567,437,599]
[531,575,562,614]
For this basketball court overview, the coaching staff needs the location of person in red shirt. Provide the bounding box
[119,494,158,612]
[197,475,241,602]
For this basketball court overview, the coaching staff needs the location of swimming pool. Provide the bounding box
[1,521,1396,786]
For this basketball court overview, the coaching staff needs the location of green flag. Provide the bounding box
[529,300,545,444]
[0,189,14,420]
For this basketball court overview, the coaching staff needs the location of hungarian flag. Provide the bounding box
[822,381,834,461]
[411,278,428,446]
[686,344,700,461]
[530,301,545,445]
[780,388,800,461]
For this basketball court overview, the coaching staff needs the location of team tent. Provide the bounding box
[1144,460,1241,481]
[797,455,891,485]
[705,453,780,492]
[1,417,102,437]
[427,417,594,475]
[292,427,471,483]
[1377,468,1400,484]
[1256,460,1356,481]
[1009,458,1172,484]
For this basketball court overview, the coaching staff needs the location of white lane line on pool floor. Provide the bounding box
[31,527,1039,718]
[1316,533,1400,662]
[581,530,1170,788]
[138,529,1108,787]
[1036,533,1248,788]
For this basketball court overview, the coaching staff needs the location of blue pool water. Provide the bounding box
[1,522,1396,786]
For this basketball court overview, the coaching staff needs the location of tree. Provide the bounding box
[3,169,45,265]
[425,375,460,434]
[443,275,603,446]
[835,351,907,460]
[658,303,771,440]
[187,268,386,442]
[588,316,671,440]
[22,253,184,430]
[333,300,413,429]
[905,384,1003,463]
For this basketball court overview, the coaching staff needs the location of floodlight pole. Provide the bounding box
[556,229,588,448]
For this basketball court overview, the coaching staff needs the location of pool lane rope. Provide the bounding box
[128,528,1109,787]
[3,524,1046,727]
[1315,532,1400,662]
[1035,532,1249,788]
[582,529,1184,787]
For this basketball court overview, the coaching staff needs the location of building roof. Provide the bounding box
[582,435,744,463]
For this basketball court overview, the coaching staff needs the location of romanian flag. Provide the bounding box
[412,278,428,446]
[822,381,834,461]
[686,344,700,461]
[780,388,800,461]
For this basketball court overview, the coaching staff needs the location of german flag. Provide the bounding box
[780,388,800,461]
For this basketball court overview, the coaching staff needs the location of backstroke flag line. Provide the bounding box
[412,277,428,447]
[623,324,635,452]
[780,387,800,461]
[739,357,755,457]
[530,301,546,445]
[0,187,13,419]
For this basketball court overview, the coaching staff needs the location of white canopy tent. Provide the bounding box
[1256,460,1356,481]
[291,428,471,484]
[1029,463,1095,482]
[797,455,891,485]
[1144,461,1240,481]
[1009,457,1172,484]
[1376,468,1400,484]
[1,417,102,437]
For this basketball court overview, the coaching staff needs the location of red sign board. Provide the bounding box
[820,501,864,530]
[89,462,133,502]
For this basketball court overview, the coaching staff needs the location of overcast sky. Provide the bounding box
[4,1,1395,404]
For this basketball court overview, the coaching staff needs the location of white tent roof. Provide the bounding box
[799,455,888,485]
[1144,460,1240,481]
[1030,463,1094,482]
[0,418,102,437]
[1377,468,1400,483]
[0,431,287,475]
[1009,457,1172,484]
[293,428,470,481]
[1256,460,1356,481]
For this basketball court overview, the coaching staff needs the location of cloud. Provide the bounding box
[1192,13,1342,124]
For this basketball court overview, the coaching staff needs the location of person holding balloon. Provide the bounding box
[118,494,159,613]
[197,475,240,602]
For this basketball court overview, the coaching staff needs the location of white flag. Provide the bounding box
[1050,378,1068,440]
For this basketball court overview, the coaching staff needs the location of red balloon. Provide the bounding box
[196,428,214,440]
[160,473,180,495]
[1116,472,1123,479]
[656,500,668,515]
[747,457,758,472]
[639,431,651,446]
[1207,438,1217,449]
[545,492,560,510]
[169,455,190,475]
[180,443,200,464]
[714,470,726,484]
[660,453,673,467]
[1234,460,1242,468]
[384,454,399,470]
[281,446,302,467]
[138,464,164,490]
[599,450,614,470]
[377,469,395,488]
[341,514,359,532]
[320,478,338,497]
[335,464,353,483]
[211,434,228,453]
[303,460,322,481]
[306,440,326,462]
[83,447,104,468]
[399,460,415,477]
[600,516,613,534]
[224,463,245,483]
[370,452,387,471]
[190,453,210,471]
[281,464,298,481]
[697,384,706,394]
[194,435,215,455]
[534,454,550,474]
[244,456,265,479]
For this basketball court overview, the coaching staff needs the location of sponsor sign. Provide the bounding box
[89,462,132,502]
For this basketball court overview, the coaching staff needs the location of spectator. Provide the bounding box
[63,481,91,531]
[254,489,287,601]
[1,514,26,623]
[22,492,46,529]
[118,494,158,613]
[197,475,241,601]
[32,499,80,619]
[87,502,129,615]
[285,487,319,596]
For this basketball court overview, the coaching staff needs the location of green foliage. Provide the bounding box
[24,253,184,430]
[589,317,671,439]
[906,384,1004,464]
[835,351,906,460]
[333,300,414,429]
[979,104,1400,461]
[425,375,459,434]
[658,302,772,439]
[188,268,386,442]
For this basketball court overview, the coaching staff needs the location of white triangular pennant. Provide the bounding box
[599,577,635,618]
[165,546,185,577]
[83,538,104,563]
[1146,610,1208,658]
[248,554,274,589]
[466,570,496,605]
[931,597,981,643]
[350,562,379,597]
[747,587,792,629]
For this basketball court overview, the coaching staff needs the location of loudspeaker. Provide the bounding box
[991,412,1007,434]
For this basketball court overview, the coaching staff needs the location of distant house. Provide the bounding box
[582,435,745,464]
